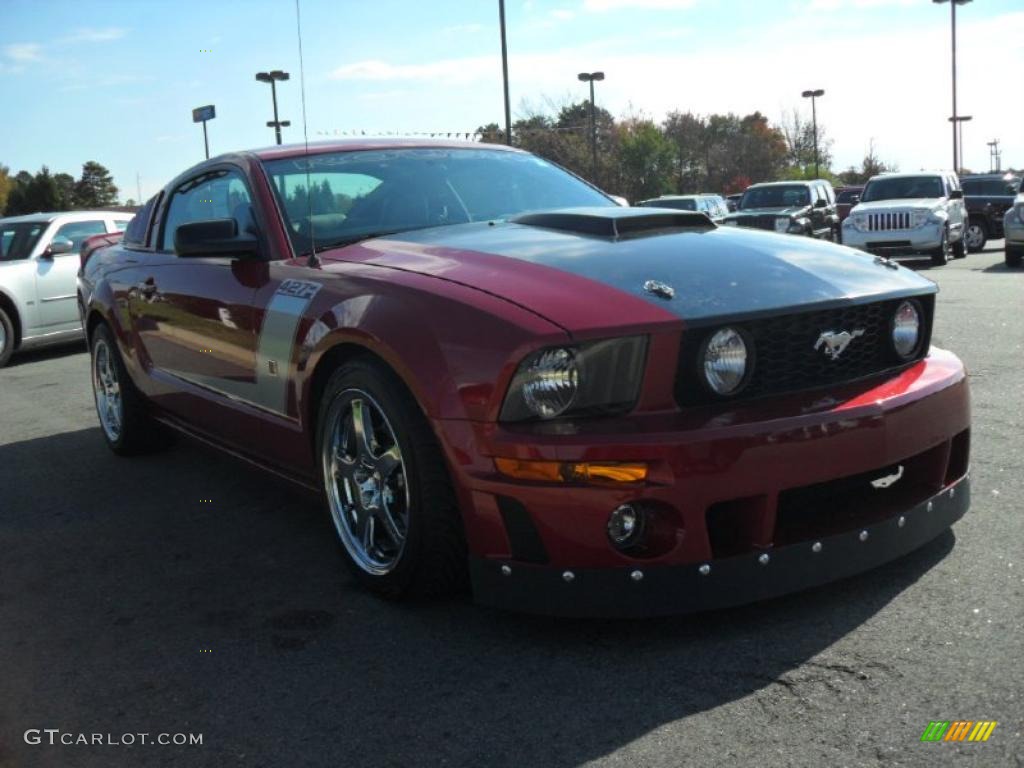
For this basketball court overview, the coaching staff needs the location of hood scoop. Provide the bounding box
[511,208,714,239]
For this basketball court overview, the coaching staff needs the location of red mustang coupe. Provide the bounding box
[78,140,970,617]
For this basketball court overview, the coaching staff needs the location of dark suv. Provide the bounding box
[722,180,839,240]
[961,173,1021,252]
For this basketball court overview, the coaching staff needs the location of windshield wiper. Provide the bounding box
[311,229,410,254]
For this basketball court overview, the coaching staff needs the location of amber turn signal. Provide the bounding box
[494,458,647,484]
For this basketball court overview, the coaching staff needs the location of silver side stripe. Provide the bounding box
[168,279,322,418]
[254,280,322,414]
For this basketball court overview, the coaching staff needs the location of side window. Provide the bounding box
[824,184,835,204]
[160,169,253,251]
[53,220,107,254]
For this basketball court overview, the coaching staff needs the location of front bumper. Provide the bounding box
[437,349,970,617]
[471,476,969,617]
[842,222,943,255]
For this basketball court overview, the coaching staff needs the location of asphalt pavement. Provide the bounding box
[0,244,1021,768]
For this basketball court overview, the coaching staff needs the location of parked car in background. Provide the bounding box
[77,139,970,617]
[725,193,743,212]
[1004,192,1024,267]
[842,171,966,266]
[835,186,864,223]
[0,210,132,366]
[722,180,838,239]
[637,194,728,223]
[960,173,1021,253]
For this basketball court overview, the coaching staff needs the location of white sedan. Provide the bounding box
[0,210,133,366]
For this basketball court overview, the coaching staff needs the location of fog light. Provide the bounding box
[607,504,645,549]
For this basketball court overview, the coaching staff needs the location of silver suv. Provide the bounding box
[841,171,966,266]
[0,211,133,366]
[1005,193,1024,268]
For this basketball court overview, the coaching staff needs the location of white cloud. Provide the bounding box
[551,9,576,20]
[809,0,915,9]
[4,43,42,62]
[583,0,697,10]
[441,23,485,35]
[62,27,127,43]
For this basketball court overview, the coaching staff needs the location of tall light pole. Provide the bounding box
[498,0,512,146]
[949,115,972,174]
[987,139,1001,172]
[255,70,291,145]
[578,71,605,183]
[801,89,825,179]
[934,0,972,172]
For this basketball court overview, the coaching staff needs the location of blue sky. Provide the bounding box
[2,0,1022,201]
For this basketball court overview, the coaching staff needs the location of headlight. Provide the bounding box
[774,218,790,233]
[788,220,806,233]
[500,336,648,421]
[910,210,932,228]
[892,300,922,359]
[701,327,750,396]
[848,214,867,232]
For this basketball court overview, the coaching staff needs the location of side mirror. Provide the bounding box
[813,198,828,209]
[173,218,260,258]
[849,195,860,205]
[43,237,75,258]
[949,189,964,200]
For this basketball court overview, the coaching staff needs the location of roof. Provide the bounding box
[746,180,827,188]
[0,210,133,225]
[247,137,523,162]
[869,171,954,180]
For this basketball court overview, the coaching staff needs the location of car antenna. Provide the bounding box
[295,0,319,268]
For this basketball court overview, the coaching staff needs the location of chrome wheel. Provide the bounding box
[0,322,6,356]
[92,338,123,442]
[322,389,410,575]
[964,223,986,252]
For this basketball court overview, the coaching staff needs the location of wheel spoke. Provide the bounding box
[376,506,404,546]
[376,444,402,479]
[349,399,375,461]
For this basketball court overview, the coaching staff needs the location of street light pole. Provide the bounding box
[934,0,972,172]
[255,70,291,145]
[948,115,972,174]
[578,71,605,183]
[498,0,512,146]
[801,89,825,178]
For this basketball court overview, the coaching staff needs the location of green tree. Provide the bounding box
[475,122,505,144]
[53,172,76,210]
[74,161,119,208]
[612,119,675,203]
[838,140,897,185]
[5,167,62,214]
[0,164,11,215]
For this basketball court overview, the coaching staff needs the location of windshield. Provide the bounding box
[861,176,944,202]
[0,220,49,262]
[641,198,696,211]
[739,185,809,209]
[261,147,614,254]
[961,177,1020,196]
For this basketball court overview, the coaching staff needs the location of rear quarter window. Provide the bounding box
[123,195,158,247]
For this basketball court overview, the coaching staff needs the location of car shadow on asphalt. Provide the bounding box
[2,339,87,368]
[0,426,958,768]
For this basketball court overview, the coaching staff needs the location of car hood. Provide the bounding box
[852,198,941,212]
[726,206,809,218]
[322,209,935,333]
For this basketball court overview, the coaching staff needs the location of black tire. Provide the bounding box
[951,234,966,260]
[964,220,987,254]
[0,306,15,368]
[930,229,949,266]
[1007,249,1022,268]
[90,323,171,455]
[316,357,466,600]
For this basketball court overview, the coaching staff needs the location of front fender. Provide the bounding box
[296,270,567,429]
